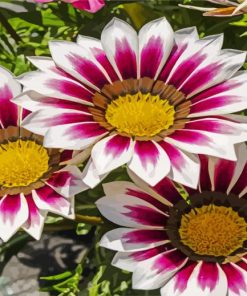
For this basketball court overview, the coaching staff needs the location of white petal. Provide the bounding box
[128,140,171,186]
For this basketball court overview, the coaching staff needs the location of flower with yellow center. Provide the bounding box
[97,146,247,295]
[179,205,247,257]
[15,17,247,190]
[0,66,86,242]
[105,92,175,137]
[0,140,49,188]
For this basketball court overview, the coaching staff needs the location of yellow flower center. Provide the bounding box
[179,205,247,257]
[105,92,175,137]
[0,139,49,188]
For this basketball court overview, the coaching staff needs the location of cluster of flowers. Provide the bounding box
[1,15,247,296]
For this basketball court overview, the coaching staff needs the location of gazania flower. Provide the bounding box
[0,66,86,242]
[34,0,105,13]
[180,0,247,17]
[14,17,247,189]
[96,144,247,295]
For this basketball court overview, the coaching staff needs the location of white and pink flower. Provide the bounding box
[34,0,105,13]
[14,17,247,189]
[0,66,86,242]
[96,144,247,295]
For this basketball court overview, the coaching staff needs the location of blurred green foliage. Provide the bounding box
[1,0,247,294]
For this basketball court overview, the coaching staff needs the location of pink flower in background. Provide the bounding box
[35,0,105,13]
[97,144,247,295]
[14,17,247,190]
[0,66,86,242]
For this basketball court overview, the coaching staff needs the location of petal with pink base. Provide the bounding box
[13,91,90,113]
[100,228,169,252]
[129,140,171,186]
[49,41,111,91]
[0,67,21,128]
[222,263,247,296]
[166,129,236,161]
[183,262,227,296]
[161,262,197,296]
[159,141,200,189]
[22,108,93,136]
[160,27,199,81]
[43,122,108,150]
[76,36,118,81]
[0,194,28,242]
[112,244,173,272]
[96,194,167,229]
[132,249,188,290]
[18,71,93,104]
[101,18,138,80]
[22,194,47,240]
[45,166,87,198]
[103,181,169,213]
[189,71,247,117]
[91,134,134,175]
[32,186,73,219]
[139,17,174,79]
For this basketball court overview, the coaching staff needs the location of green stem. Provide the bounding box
[75,214,103,225]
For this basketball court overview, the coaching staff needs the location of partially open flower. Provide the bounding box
[0,67,86,242]
[179,0,247,17]
[97,144,247,295]
[14,17,247,189]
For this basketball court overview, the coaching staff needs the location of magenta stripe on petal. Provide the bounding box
[184,119,238,135]
[65,122,106,139]
[153,177,181,205]
[190,96,240,115]
[213,159,235,192]
[180,62,221,95]
[124,229,168,244]
[68,53,109,89]
[199,155,211,191]
[159,141,185,170]
[153,249,187,273]
[0,85,18,127]
[168,53,206,89]
[231,163,247,196]
[46,78,93,102]
[126,188,169,213]
[43,112,92,127]
[91,47,118,81]
[169,130,211,145]
[36,186,69,209]
[198,262,219,292]
[134,141,159,169]
[191,80,240,104]
[105,135,131,157]
[36,97,90,113]
[131,244,172,262]
[222,264,247,294]
[140,36,163,78]
[174,262,197,293]
[114,37,137,79]
[159,44,187,82]
[44,112,93,127]
[25,194,40,226]
[47,171,76,188]
[0,194,21,223]
[123,205,166,227]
